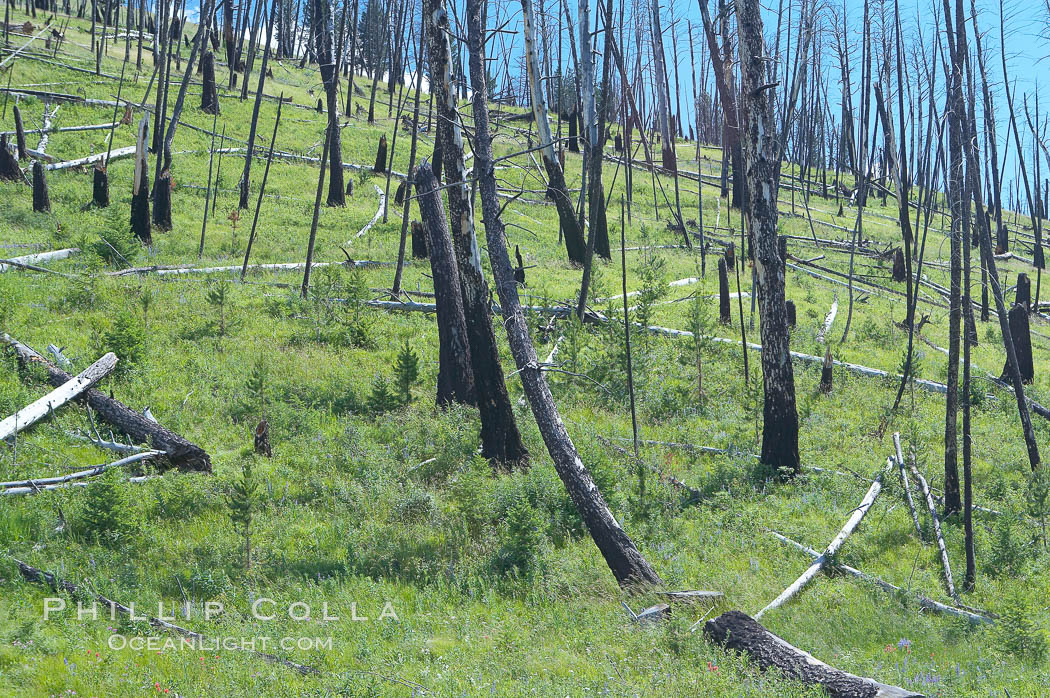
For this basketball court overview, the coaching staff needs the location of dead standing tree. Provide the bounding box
[735,0,801,476]
[465,0,661,587]
[314,0,345,206]
[699,0,745,209]
[519,0,587,265]
[239,0,278,209]
[424,0,528,466]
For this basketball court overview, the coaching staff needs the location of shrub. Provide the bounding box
[994,585,1048,662]
[393,341,420,404]
[492,499,543,577]
[367,373,398,414]
[102,311,146,377]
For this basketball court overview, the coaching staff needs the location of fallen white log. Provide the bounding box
[45,145,137,171]
[0,353,117,443]
[352,185,387,241]
[36,105,56,154]
[1,121,120,138]
[1,475,154,496]
[896,432,958,601]
[755,462,887,619]
[66,432,146,455]
[0,450,162,490]
[107,259,390,277]
[767,530,993,624]
[0,248,79,272]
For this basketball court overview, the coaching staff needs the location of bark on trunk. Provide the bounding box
[131,115,152,244]
[411,220,427,258]
[415,163,476,407]
[0,134,20,180]
[704,611,921,698]
[32,160,50,212]
[1002,303,1034,384]
[92,163,109,207]
[735,0,800,476]
[465,0,661,588]
[374,134,387,172]
[13,104,28,160]
[200,49,219,114]
[2,334,211,471]
[718,257,731,324]
[153,169,172,230]
[315,0,345,206]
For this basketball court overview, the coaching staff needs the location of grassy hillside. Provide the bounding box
[1,9,1049,696]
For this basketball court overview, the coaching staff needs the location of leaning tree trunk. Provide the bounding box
[465,0,662,588]
[735,0,800,476]
[415,163,476,407]
[314,0,345,206]
[238,0,277,209]
[518,0,586,265]
[424,0,528,466]
[699,0,745,209]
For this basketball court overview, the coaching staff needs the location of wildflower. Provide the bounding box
[897,638,911,653]
[706,661,718,672]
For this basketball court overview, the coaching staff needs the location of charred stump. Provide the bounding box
[718,257,731,324]
[13,105,28,160]
[32,161,50,212]
[394,180,407,206]
[1016,272,1031,311]
[152,169,172,230]
[724,241,736,269]
[254,418,272,457]
[200,50,220,114]
[373,134,387,173]
[415,163,475,406]
[410,220,427,258]
[567,109,579,153]
[819,346,833,394]
[965,300,979,347]
[614,133,623,152]
[0,134,21,180]
[1003,303,1034,384]
[892,247,906,282]
[345,178,354,197]
[92,164,109,207]
[786,300,796,328]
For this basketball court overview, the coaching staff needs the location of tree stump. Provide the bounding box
[153,169,173,230]
[373,134,387,173]
[316,98,323,112]
[614,133,622,152]
[514,244,526,285]
[1003,303,1034,384]
[411,220,427,258]
[786,300,796,328]
[819,346,833,394]
[394,180,407,206]
[567,109,579,153]
[92,164,109,208]
[254,419,272,457]
[718,257,731,324]
[32,161,50,212]
[200,50,220,114]
[345,178,354,197]
[13,104,28,161]
[724,241,735,269]
[1016,272,1031,310]
[892,247,906,282]
[0,134,21,180]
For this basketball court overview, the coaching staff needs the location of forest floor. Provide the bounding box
[1,9,1049,697]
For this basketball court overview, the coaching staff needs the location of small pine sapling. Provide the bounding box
[393,341,420,404]
[226,458,259,571]
[206,278,234,336]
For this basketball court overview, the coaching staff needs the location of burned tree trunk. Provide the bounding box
[2,334,211,472]
[254,418,271,457]
[819,346,833,394]
[704,611,920,698]
[238,0,277,209]
[425,0,528,466]
[465,0,661,587]
[200,49,219,114]
[394,180,407,206]
[415,163,475,407]
[786,300,796,328]
[131,115,152,244]
[32,161,50,212]
[718,257,731,324]
[1003,303,1034,384]
[567,108,579,153]
[1016,272,1031,310]
[13,104,28,160]
[92,163,109,207]
[411,220,427,258]
[517,0,586,265]
[650,0,676,172]
[0,134,21,180]
[374,135,387,173]
[700,0,745,208]
[314,0,345,206]
[735,0,801,476]
[153,169,172,230]
[892,248,906,282]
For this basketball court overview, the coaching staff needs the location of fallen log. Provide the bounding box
[817,297,838,343]
[0,353,117,442]
[0,450,162,491]
[1,475,154,496]
[755,463,887,619]
[0,247,78,272]
[703,610,921,698]
[767,530,993,624]
[351,184,386,241]
[107,260,389,276]
[1,335,211,472]
[896,433,956,600]
[10,557,316,675]
[45,144,136,171]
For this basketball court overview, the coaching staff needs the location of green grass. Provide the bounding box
[0,8,1049,697]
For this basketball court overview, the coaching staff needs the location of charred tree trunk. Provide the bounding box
[465,0,662,588]
[411,220,427,258]
[819,346,833,394]
[736,0,800,477]
[153,169,172,229]
[131,115,151,244]
[1016,272,1031,310]
[315,0,345,206]
[200,49,219,114]
[415,163,476,407]
[0,134,21,180]
[1002,303,1034,384]
[700,0,745,209]
[92,163,109,207]
[718,257,731,324]
[32,160,50,212]
[374,134,387,172]
[13,104,27,160]
[892,247,906,282]
[238,0,277,209]
[2,334,211,472]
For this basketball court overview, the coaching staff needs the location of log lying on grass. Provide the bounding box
[11,557,317,675]
[0,353,116,442]
[0,247,78,272]
[1,450,162,495]
[351,184,386,241]
[755,463,887,619]
[703,610,922,698]
[2,335,211,472]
